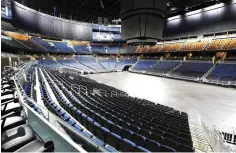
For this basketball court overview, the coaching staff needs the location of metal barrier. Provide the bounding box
[201,119,235,152]
[215,125,236,145]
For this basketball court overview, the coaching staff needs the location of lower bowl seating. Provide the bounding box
[41,67,195,152]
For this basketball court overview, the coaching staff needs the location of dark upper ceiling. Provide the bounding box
[18,0,231,23]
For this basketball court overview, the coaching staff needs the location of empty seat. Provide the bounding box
[158,125,168,132]
[111,125,122,135]
[129,125,140,133]
[150,133,163,144]
[178,132,191,140]
[142,124,153,131]
[95,126,110,143]
[118,139,135,152]
[121,121,130,129]
[159,145,176,152]
[121,129,133,139]
[152,128,164,136]
[104,120,114,130]
[81,113,88,127]
[139,129,151,138]
[87,117,94,132]
[168,129,178,136]
[130,133,146,146]
[178,137,193,147]
[133,146,151,152]
[93,122,101,136]
[178,143,194,152]
[163,138,178,150]
[107,132,122,149]
[143,139,160,152]
[165,132,177,141]
[1,124,36,152]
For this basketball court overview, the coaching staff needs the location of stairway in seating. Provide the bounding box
[188,111,213,152]
[200,64,216,81]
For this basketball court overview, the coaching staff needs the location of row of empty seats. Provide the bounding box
[40,66,194,152]
[130,58,236,86]
[39,67,118,152]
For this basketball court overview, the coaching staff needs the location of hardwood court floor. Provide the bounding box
[87,72,236,128]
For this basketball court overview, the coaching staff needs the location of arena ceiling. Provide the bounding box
[19,0,231,23]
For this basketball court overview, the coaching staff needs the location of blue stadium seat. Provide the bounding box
[144,139,160,152]
[119,138,136,152]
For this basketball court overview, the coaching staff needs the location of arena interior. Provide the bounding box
[1,0,236,152]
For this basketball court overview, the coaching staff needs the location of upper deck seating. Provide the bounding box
[91,45,106,53]
[207,39,228,50]
[162,43,182,52]
[181,41,208,51]
[32,37,58,52]
[1,37,28,49]
[107,46,119,54]
[222,38,236,50]
[53,42,74,53]
[73,45,90,54]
